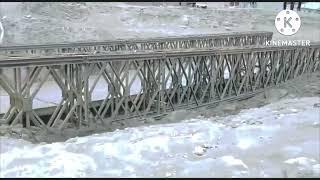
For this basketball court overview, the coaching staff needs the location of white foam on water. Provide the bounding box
[1,97,319,177]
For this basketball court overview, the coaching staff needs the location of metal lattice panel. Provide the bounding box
[0,43,319,134]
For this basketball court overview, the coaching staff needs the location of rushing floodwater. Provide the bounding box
[0,2,319,45]
[1,97,319,177]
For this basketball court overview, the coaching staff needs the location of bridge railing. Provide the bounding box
[0,43,319,133]
[0,31,272,56]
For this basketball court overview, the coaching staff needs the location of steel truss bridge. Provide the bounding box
[0,31,319,136]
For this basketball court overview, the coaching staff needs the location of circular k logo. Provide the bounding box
[275,10,301,36]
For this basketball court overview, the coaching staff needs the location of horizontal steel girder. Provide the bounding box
[0,43,319,68]
[0,31,272,56]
